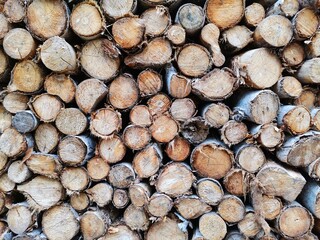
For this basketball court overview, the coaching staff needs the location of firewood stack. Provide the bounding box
[1,0,320,239]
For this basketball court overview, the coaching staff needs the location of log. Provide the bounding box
[174,195,211,220]
[306,31,320,58]
[217,195,246,224]
[195,178,224,206]
[297,58,320,84]
[223,168,251,197]
[108,74,139,110]
[244,3,265,27]
[305,158,320,180]
[100,224,140,240]
[81,39,120,81]
[293,88,317,110]
[232,48,282,89]
[137,69,163,97]
[250,123,284,150]
[175,3,205,36]
[7,204,33,235]
[0,173,15,192]
[129,183,150,207]
[170,98,196,122]
[70,192,90,212]
[190,139,234,179]
[80,210,106,240]
[202,103,230,129]
[165,24,186,46]
[0,105,11,133]
[165,65,191,98]
[42,204,79,240]
[61,167,90,193]
[266,0,299,17]
[225,231,246,240]
[3,92,29,114]
[97,135,126,164]
[222,25,253,53]
[132,143,162,178]
[148,93,171,116]
[123,125,151,150]
[56,108,88,135]
[25,0,69,41]
[176,43,211,77]
[108,163,135,188]
[0,151,8,174]
[0,128,27,157]
[0,13,11,41]
[260,195,283,220]
[125,38,172,69]
[86,182,113,207]
[112,17,145,51]
[220,120,248,146]
[100,0,137,21]
[90,108,122,139]
[150,115,178,143]
[292,8,319,40]
[192,68,238,101]
[272,76,303,99]
[198,212,227,240]
[44,73,77,104]
[156,162,195,197]
[12,110,39,133]
[129,105,152,127]
[205,0,244,29]
[58,135,95,166]
[7,160,31,183]
[3,0,26,23]
[180,117,208,145]
[311,108,320,130]
[140,6,171,37]
[281,41,305,67]
[112,188,129,209]
[165,136,190,162]
[298,181,320,219]
[34,123,59,153]
[87,156,110,181]
[26,153,62,179]
[3,28,36,60]
[146,193,173,218]
[0,47,9,83]
[237,209,262,238]
[70,1,105,40]
[124,204,150,231]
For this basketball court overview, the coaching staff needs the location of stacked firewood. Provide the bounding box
[1,0,320,239]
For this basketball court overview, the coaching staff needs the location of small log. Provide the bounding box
[175,3,205,35]
[250,123,284,149]
[108,74,139,110]
[165,136,190,162]
[70,192,90,212]
[165,65,191,98]
[61,167,89,193]
[220,120,248,146]
[12,110,39,133]
[200,23,225,67]
[0,151,8,173]
[7,160,31,183]
[56,108,88,135]
[112,189,129,209]
[202,103,230,129]
[233,89,280,125]
[137,69,163,97]
[3,93,29,114]
[124,204,150,231]
[0,128,27,157]
[0,105,12,133]
[237,209,261,238]
[311,108,320,130]
[58,135,95,166]
[272,76,302,99]
[181,117,209,144]
[123,125,151,150]
[26,0,69,41]
[98,135,126,164]
[223,168,250,197]
[217,195,246,224]
[26,153,62,179]
[70,1,105,40]
[260,195,283,220]
[244,3,265,27]
[174,195,211,220]
[34,123,59,153]
[297,58,320,84]
[267,0,299,17]
[222,25,253,53]
[133,143,162,178]
[195,178,224,206]
[298,0,320,8]
[0,173,15,192]
[100,224,140,240]
[100,0,137,21]
[75,78,107,114]
[7,204,33,234]
[112,17,144,51]
[3,28,36,60]
[8,60,45,94]
[17,176,64,210]
[191,139,234,179]
[281,41,305,67]
[0,47,9,82]
[156,162,195,197]
[81,39,120,82]
[298,181,320,219]
[3,0,26,23]
[129,183,150,207]
[44,73,77,104]
[170,98,196,122]
[176,43,211,77]
[90,108,122,139]
[42,204,79,240]
[147,193,173,217]
[232,48,282,89]
[87,156,110,181]
[292,8,319,40]
[305,158,320,180]
[306,31,320,58]
[192,68,238,101]
[256,161,306,201]
[198,212,227,240]
[147,93,171,117]
[80,210,106,240]
[205,0,244,29]
[140,6,171,37]
[165,24,186,46]
[125,38,172,69]
[0,13,11,40]
[129,105,152,127]
[277,105,311,134]
[276,202,314,239]
[225,231,246,240]
[293,87,317,110]
[150,115,178,143]
[86,182,113,207]
[108,163,135,188]
[234,143,266,173]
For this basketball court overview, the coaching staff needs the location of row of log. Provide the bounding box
[1,0,320,239]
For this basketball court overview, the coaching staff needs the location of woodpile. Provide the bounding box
[1,0,320,239]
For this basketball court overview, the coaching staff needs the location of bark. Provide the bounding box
[165,64,191,99]
[305,158,320,180]
[12,110,39,133]
[298,181,320,219]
